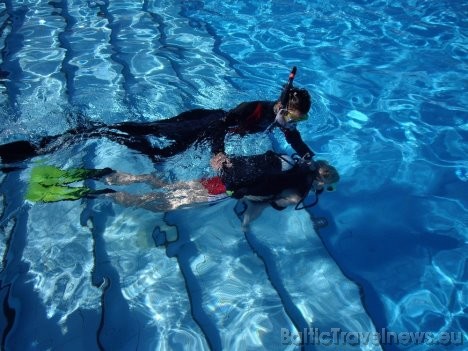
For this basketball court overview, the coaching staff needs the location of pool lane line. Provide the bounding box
[165,221,223,351]
[0,2,27,114]
[48,0,78,106]
[243,229,309,351]
[94,0,142,120]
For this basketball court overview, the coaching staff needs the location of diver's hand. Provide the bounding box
[274,108,288,127]
[210,152,232,171]
[275,109,296,130]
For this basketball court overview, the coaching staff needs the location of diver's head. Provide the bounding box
[275,88,311,125]
[312,160,340,192]
[287,87,311,117]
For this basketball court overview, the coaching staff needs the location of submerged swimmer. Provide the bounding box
[25,151,339,230]
[0,68,313,163]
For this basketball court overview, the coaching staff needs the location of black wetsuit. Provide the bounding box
[0,101,313,163]
[220,151,316,210]
[211,101,313,158]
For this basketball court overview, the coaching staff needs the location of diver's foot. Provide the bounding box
[89,167,115,180]
[85,188,116,199]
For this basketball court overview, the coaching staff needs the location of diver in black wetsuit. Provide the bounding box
[0,88,314,164]
[24,150,338,229]
[25,150,338,209]
[214,151,338,211]
[211,151,339,229]
[102,151,339,229]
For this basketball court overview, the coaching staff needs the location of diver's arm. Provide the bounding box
[210,152,232,171]
[281,127,315,159]
[210,125,228,154]
[270,189,303,210]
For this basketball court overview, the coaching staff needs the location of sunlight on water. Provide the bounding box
[24,202,101,325]
[98,207,210,350]
[0,0,466,350]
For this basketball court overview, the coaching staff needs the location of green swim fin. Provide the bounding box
[26,182,92,202]
[26,164,115,203]
[29,164,114,186]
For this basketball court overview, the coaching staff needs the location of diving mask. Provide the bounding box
[284,110,309,123]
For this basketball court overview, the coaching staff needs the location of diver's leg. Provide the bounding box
[2,108,225,164]
[109,122,159,135]
[0,127,120,161]
[103,172,166,188]
[103,134,161,161]
[106,180,214,212]
[26,182,115,203]
[0,125,121,163]
[156,136,199,158]
[0,124,156,163]
[0,140,39,163]
[112,109,226,157]
[238,199,269,232]
[0,126,99,163]
[40,128,162,162]
[59,167,115,184]
[52,109,225,160]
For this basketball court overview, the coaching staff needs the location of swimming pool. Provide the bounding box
[0,0,466,350]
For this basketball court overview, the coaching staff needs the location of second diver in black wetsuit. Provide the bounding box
[213,151,338,211]
[26,151,339,212]
[23,151,339,229]
[0,88,314,163]
[102,151,339,229]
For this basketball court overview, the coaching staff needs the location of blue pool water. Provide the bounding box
[0,0,467,350]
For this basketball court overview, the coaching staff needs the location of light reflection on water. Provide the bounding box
[0,0,466,350]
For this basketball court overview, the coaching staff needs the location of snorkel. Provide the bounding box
[267,66,297,131]
[280,66,297,108]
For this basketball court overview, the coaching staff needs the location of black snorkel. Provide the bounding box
[294,159,324,210]
[280,66,297,108]
[267,66,297,132]
[294,188,321,210]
